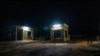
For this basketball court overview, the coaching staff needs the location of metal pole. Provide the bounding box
[40,24,41,37]
[15,26,17,40]
[96,9,100,35]
[96,9,100,43]
[9,26,11,41]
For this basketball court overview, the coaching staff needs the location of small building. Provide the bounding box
[8,25,34,41]
[15,25,33,40]
[51,23,70,43]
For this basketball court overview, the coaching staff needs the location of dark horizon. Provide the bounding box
[1,1,100,40]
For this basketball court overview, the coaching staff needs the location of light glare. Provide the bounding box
[55,43,67,46]
[23,26,30,31]
[53,24,61,27]
[52,24,62,30]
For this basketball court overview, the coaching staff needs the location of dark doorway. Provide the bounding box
[28,31,31,36]
[17,29,23,40]
[65,30,67,37]
[54,30,61,38]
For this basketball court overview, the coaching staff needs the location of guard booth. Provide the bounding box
[51,23,70,43]
[15,25,33,40]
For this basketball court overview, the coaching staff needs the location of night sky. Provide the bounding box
[1,1,100,36]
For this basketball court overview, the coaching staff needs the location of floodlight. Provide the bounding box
[52,24,62,30]
[22,26,30,31]
[53,24,61,28]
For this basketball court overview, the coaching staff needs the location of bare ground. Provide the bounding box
[0,41,100,56]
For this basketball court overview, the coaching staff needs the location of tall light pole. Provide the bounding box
[9,26,11,41]
[15,26,17,40]
[97,9,100,34]
[96,9,100,42]
[40,24,41,37]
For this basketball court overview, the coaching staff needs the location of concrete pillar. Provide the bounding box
[51,30,54,42]
[31,29,33,40]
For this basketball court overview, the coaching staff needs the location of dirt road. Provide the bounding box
[0,42,92,56]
